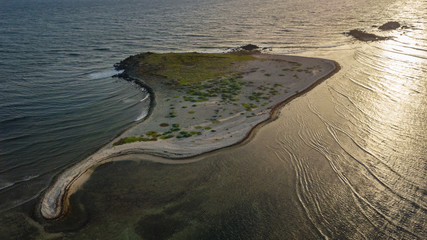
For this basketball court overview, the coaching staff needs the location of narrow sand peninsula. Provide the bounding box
[39,52,339,220]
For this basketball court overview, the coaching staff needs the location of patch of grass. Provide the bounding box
[166,112,176,118]
[113,136,157,146]
[145,131,158,137]
[257,85,268,91]
[188,111,195,114]
[160,134,174,139]
[242,103,258,111]
[159,123,169,127]
[177,131,192,138]
[269,89,280,95]
[249,91,264,102]
[183,77,246,103]
[132,52,255,85]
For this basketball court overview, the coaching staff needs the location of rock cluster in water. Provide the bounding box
[347,29,388,41]
[346,21,401,41]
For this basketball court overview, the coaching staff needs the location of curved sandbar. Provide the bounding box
[39,52,339,219]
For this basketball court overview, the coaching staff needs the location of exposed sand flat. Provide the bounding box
[39,53,339,220]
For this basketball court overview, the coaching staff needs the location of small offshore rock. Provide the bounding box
[347,29,388,41]
[240,44,260,51]
[379,21,401,30]
[230,44,261,53]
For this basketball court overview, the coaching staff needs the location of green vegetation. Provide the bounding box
[183,77,246,103]
[114,124,184,145]
[177,131,192,138]
[269,89,280,95]
[132,52,255,85]
[176,130,201,138]
[166,112,177,118]
[145,131,158,137]
[242,103,258,111]
[113,136,157,146]
[249,91,264,102]
[160,135,174,139]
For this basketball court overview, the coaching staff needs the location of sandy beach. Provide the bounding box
[39,52,338,220]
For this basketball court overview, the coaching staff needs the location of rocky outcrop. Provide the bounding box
[230,44,262,53]
[240,44,260,51]
[347,29,388,41]
[379,21,401,30]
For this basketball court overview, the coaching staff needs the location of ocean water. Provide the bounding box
[0,0,425,239]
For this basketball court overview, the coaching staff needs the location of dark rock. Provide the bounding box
[379,21,401,30]
[229,44,268,54]
[347,29,388,41]
[240,44,260,51]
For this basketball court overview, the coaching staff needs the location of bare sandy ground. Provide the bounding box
[39,53,338,220]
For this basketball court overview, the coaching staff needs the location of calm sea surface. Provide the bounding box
[0,0,425,239]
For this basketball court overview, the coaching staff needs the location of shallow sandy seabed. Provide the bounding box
[39,53,338,220]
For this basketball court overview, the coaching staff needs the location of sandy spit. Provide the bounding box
[38,53,339,220]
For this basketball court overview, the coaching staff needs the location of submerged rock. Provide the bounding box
[379,21,401,30]
[347,29,388,41]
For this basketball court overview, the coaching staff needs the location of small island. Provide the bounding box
[39,47,339,220]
